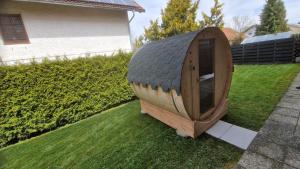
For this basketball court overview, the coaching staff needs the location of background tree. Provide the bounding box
[144,19,162,41]
[231,16,254,33]
[256,0,289,35]
[160,0,200,38]
[134,0,200,48]
[134,35,144,50]
[200,0,224,28]
[231,16,254,44]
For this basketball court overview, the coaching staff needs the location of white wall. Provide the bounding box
[244,27,256,37]
[0,1,132,64]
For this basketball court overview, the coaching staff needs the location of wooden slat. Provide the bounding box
[140,99,229,138]
[232,37,297,64]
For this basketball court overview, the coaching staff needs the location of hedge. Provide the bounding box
[0,53,134,148]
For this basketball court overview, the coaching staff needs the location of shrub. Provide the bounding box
[0,53,134,147]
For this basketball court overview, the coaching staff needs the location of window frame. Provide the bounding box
[0,14,30,45]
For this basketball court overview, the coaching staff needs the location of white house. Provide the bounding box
[243,25,257,37]
[244,24,300,37]
[0,0,144,64]
[241,31,296,44]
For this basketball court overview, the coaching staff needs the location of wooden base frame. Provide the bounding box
[140,99,228,138]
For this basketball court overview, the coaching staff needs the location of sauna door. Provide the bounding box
[199,39,215,113]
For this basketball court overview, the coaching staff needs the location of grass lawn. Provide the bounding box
[227,64,300,130]
[0,64,300,169]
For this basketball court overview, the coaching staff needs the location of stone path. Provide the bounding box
[236,73,300,169]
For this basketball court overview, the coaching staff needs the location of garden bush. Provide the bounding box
[0,53,134,147]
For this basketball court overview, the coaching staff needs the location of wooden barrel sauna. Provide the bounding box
[127,27,233,138]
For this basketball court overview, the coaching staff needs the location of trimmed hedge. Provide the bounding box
[0,53,134,148]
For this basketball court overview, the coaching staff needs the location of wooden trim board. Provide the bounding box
[140,99,195,137]
[195,98,228,136]
[140,99,228,138]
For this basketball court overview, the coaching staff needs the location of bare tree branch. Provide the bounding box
[231,16,255,33]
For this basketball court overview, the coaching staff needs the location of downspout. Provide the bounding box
[128,11,135,50]
[129,11,135,23]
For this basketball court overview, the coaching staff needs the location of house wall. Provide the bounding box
[244,27,256,37]
[288,24,300,33]
[244,24,300,38]
[0,1,132,64]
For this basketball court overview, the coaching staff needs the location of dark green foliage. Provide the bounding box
[256,0,289,35]
[0,53,134,148]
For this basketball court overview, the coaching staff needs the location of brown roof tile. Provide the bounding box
[222,27,247,41]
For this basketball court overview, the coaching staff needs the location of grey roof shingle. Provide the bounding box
[14,0,145,12]
[127,30,202,95]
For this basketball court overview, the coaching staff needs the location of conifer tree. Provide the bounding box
[200,0,224,28]
[160,0,200,38]
[256,0,289,35]
[135,0,200,47]
[134,35,144,50]
[144,19,162,41]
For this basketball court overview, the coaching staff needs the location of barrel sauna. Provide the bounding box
[127,27,233,138]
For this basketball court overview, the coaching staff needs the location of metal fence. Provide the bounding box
[231,37,300,64]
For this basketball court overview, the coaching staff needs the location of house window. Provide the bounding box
[0,14,29,45]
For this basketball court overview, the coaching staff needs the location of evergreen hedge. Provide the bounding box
[0,53,134,148]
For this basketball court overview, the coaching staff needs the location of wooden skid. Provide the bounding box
[140,99,228,138]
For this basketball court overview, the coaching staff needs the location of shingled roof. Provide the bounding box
[128,30,203,95]
[14,0,145,12]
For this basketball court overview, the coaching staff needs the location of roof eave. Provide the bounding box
[13,0,145,13]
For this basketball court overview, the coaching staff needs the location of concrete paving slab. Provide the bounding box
[285,90,300,97]
[282,164,298,169]
[282,94,300,100]
[296,127,300,137]
[206,120,257,150]
[255,132,290,146]
[287,136,300,151]
[238,151,281,169]
[221,125,257,150]
[272,107,300,118]
[285,147,300,169]
[278,99,300,110]
[206,120,232,138]
[248,139,285,162]
[259,120,295,140]
[269,113,298,126]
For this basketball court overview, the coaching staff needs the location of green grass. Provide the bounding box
[0,64,299,169]
[227,64,300,130]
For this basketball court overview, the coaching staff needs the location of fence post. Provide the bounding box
[257,44,259,64]
[273,41,276,63]
[293,37,296,62]
[242,45,245,64]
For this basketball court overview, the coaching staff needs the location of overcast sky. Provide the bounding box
[129,0,300,38]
